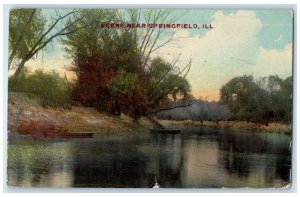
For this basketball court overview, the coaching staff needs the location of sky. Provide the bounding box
[21,9,294,101]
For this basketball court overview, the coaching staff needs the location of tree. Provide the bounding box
[9,8,87,77]
[281,76,293,123]
[257,75,293,123]
[62,9,192,123]
[108,69,139,115]
[220,75,271,124]
[124,9,182,66]
[9,9,44,70]
[220,75,292,125]
[63,10,145,116]
[62,9,117,66]
[146,57,192,111]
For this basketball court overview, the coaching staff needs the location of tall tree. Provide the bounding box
[281,76,293,123]
[220,75,292,125]
[62,9,192,126]
[9,9,86,77]
[220,75,270,124]
[146,57,191,111]
[257,75,293,123]
[124,9,183,67]
[9,9,44,70]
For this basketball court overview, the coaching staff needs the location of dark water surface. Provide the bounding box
[7,126,291,188]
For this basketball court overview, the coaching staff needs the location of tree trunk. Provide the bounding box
[145,114,165,129]
[13,59,27,78]
[8,50,17,70]
[115,96,121,116]
[200,119,203,125]
[265,120,269,126]
[8,9,37,71]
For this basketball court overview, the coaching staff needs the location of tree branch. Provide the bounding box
[147,53,181,100]
[9,9,37,70]
[148,100,197,115]
[148,58,192,104]
[28,9,77,56]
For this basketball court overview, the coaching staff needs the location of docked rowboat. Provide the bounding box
[150,129,180,134]
[44,131,93,138]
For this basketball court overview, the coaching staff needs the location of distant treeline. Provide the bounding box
[156,75,292,125]
[220,75,292,125]
[155,99,230,122]
[9,70,292,126]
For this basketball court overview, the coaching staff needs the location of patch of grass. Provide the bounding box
[222,150,291,160]
[159,119,291,134]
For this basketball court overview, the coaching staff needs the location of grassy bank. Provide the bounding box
[8,92,291,137]
[160,119,291,134]
[8,92,153,137]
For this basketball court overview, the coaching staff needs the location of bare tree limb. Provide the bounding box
[29,9,77,55]
[13,9,85,77]
[147,53,181,100]
[8,9,37,70]
[149,58,192,105]
[148,100,197,115]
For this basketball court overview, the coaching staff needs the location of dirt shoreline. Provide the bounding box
[8,92,291,137]
[8,92,153,137]
[160,119,292,134]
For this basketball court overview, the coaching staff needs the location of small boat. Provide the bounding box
[44,131,93,138]
[150,129,180,134]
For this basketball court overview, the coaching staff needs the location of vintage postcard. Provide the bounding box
[6,8,293,188]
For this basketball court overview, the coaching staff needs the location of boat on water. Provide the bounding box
[150,129,180,134]
[43,131,93,138]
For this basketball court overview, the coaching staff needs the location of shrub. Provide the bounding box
[9,69,72,108]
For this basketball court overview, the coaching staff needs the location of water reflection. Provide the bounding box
[7,127,291,188]
[217,130,291,187]
[8,140,75,187]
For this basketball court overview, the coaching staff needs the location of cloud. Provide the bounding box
[253,43,293,78]
[152,10,292,101]
[10,10,292,101]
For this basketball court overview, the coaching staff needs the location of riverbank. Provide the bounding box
[160,119,291,134]
[8,92,291,137]
[8,92,153,137]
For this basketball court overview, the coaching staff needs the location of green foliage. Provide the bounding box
[61,10,191,119]
[108,69,138,96]
[62,10,113,60]
[167,74,191,100]
[148,57,191,100]
[220,75,292,124]
[9,9,45,62]
[9,69,72,107]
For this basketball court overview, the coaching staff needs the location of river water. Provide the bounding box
[7,125,291,188]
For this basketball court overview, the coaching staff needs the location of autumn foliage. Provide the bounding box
[72,55,149,119]
[63,14,192,120]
